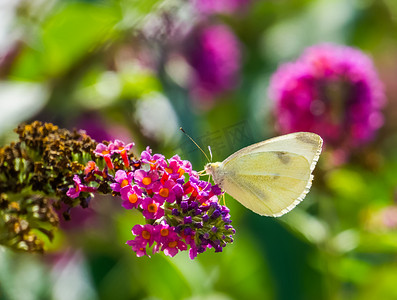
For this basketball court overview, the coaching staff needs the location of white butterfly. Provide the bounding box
[204,132,323,217]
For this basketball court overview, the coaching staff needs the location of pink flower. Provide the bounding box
[164,155,196,178]
[269,43,385,153]
[66,175,97,199]
[126,238,149,257]
[162,238,187,257]
[185,24,241,104]
[110,170,134,193]
[192,0,250,15]
[183,233,199,260]
[109,140,134,167]
[151,224,187,256]
[121,185,143,209]
[141,196,165,220]
[189,176,211,198]
[134,170,159,190]
[93,143,114,169]
[156,180,176,203]
[131,224,159,247]
[109,139,134,153]
[93,143,113,157]
[163,159,186,180]
[141,146,166,170]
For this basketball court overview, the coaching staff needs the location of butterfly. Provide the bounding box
[204,132,323,217]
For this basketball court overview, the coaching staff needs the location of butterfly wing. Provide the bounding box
[214,132,322,217]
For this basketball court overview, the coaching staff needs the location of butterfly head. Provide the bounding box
[204,162,221,176]
[204,162,224,187]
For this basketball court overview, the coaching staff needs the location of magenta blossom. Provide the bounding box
[189,176,211,197]
[152,224,187,257]
[165,155,196,178]
[66,175,97,199]
[141,196,165,220]
[66,175,84,199]
[162,238,187,257]
[141,146,166,170]
[156,179,177,203]
[192,0,250,15]
[269,43,385,154]
[120,185,144,209]
[93,143,113,157]
[163,159,186,180]
[109,139,134,153]
[131,224,159,247]
[126,239,148,257]
[183,232,199,260]
[185,24,241,103]
[134,169,160,190]
[156,224,178,244]
[93,143,114,169]
[109,139,134,167]
[110,170,134,193]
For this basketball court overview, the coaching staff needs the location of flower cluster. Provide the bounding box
[66,139,136,200]
[1,122,235,258]
[68,145,235,259]
[0,121,97,252]
[269,43,385,156]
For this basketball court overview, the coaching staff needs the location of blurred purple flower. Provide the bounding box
[76,112,115,143]
[185,24,241,103]
[192,0,250,15]
[57,202,96,231]
[269,43,385,153]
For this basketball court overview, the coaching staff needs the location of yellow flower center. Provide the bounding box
[148,203,158,213]
[142,177,152,186]
[160,228,169,237]
[165,167,173,174]
[121,179,129,188]
[168,241,177,248]
[102,150,110,155]
[142,230,151,240]
[159,188,169,198]
[128,193,138,204]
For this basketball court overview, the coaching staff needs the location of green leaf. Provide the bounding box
[41,2,121,76]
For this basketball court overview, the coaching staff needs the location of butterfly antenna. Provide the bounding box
[180,127,211,163]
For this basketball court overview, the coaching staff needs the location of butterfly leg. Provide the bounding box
[222,193,226,206]
[197,170,206,176]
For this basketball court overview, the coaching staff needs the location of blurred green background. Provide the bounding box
[1,0,397,299]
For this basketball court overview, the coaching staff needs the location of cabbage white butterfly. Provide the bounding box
[204,132,323,217]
